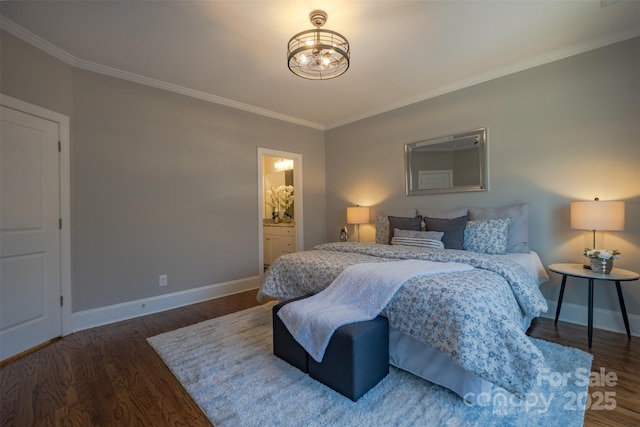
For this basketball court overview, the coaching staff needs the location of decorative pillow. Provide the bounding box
[391,229,445,249]
[375,216,390,244]
[468,203,529,253]
[394,229,444,241]
[375,209,417,244]
[463,218,513,254]
[417,207,468,220]
[387,216,423,244]
[378,209,417,218]
[424,215,468,250]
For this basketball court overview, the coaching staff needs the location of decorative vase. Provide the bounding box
[590,258,613,274]
[339,226,349,242]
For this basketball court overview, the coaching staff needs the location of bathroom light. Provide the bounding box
[274,158,293,171]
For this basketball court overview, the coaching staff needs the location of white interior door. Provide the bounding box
[1,106,61,361]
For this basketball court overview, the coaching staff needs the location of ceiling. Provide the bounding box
[1,1,638,130]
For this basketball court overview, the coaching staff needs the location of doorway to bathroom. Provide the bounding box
[257,148,303,274]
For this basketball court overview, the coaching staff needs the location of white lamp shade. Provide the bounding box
[570,201,625,231]
[347,206,370,224]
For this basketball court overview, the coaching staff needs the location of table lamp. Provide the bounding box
[570,197,625,268]
[347,206,370,242]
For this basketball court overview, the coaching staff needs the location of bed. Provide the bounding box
[257,204,550,402]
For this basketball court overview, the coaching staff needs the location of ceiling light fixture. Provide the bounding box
[287,10,350,80]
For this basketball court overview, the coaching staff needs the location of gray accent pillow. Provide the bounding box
[387,216,423,244]
[468,203,530,253]
[375,209,417,244]
[424,215,468,249]
[417,207,468,220]
[377,209,417,218]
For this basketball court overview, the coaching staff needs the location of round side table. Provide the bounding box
[548,263,639,348]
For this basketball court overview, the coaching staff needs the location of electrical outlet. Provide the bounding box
[159,274,168,287]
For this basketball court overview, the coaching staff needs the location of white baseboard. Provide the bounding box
[71,286,640,337]
[542,299,640,337]
[72,276,260,332]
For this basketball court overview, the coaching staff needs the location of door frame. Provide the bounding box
[1,94,72,336]
[257,148,303,275]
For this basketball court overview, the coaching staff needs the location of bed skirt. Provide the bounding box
[389,328,494,405]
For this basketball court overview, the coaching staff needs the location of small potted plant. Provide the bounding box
[584,248,620,274]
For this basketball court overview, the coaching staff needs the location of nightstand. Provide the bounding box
[548,263,639,348]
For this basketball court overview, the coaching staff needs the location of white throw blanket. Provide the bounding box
[277,259,473,362]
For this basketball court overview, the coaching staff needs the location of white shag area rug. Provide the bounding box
[147,302,592,427]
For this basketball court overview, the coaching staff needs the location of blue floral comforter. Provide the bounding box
[258,242,549,396]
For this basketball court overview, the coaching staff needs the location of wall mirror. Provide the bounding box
[405,128,488,196]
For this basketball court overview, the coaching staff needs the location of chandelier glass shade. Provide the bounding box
[287,10,350,80]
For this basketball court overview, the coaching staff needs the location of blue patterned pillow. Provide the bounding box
[468,203,530,253]
[463,218,513,254]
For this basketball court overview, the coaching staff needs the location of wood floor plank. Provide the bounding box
[527,317,640,426]
[1,290,638,426]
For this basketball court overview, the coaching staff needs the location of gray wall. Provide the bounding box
[0,31,74,117]
[1,30,326,311]
[325,37,640,317]
[3,27,639,320]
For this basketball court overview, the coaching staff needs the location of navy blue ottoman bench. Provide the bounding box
[272,296,310,373]
[272,297,390,401]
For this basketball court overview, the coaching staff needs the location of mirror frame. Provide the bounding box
[405,128,488,196]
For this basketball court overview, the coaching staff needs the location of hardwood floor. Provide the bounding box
[527,316,640,427]
[1,289,638,426]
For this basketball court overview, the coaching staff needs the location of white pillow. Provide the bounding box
[394,229,444,241]
[391,229,445,249]
[463,218,512,254]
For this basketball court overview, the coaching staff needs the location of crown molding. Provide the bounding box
[3,16,637,131]
[1,16,76,65]
[0,17,325,130]
[73,57,325,130]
